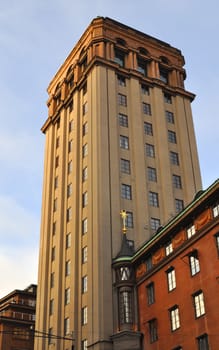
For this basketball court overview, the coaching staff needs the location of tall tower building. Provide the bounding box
[35,17,202,350]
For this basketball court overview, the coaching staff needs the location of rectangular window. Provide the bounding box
[126,211,134,228]
[114,49,125,67]
[197,334,209,350]
[82,276,88,293]
[193,291,205,318]
[170,306,180,331]
[64,317,70,336]
[68,139,73,153]
[145,143,155,158]
[147,167,157,182]
[119,290,133,324]
[120,135,129,149]
[67,207,72,222]
[83,102,88,115]
[164,93,172,104]
[117,75,126,86]
[145,255,153,271]
[173,174,182,189]
[148,319,158,343]
[144,122,153,135]
[137,59,147,76]
[120,158,131,174]
[52,221,56,235]
[82,82,87,95]
[56,117,60,129]
[53,198,57,212]
[118,93,127,106]
[82,246,88,263]
[51,247,55,261]
[214,233,219,254]
[149,191,159,207]
[166,110,174,123]
[189,252,200,276]
[167,268,176,291]
[165,242,173,256]
[68,160,73,174]
[160,68,168,84]
[121,184,132,200]
[67,183,72,198]
[65,288,70,305]
[68,75,74,90]
[65,260,71,276]
[142,102,151,115]
[82,192,88,207]
[82,306,88,325]
[118,113,128,127]
[141,84,150,95]
[55,156,59,168]
[168,130,177,143]
[187,224,196,239]
[49,299,54,315]
[68,100,73,112]
[83,122,88,136]
[66,232,71,249]
[147,283,155,305]
[175,199,184,213]
[213,203,219,218]
[82,218,88,234]
[51,272,55,288]
[56,136,60,148]
[151,217,160,231]
[170,151,179,165]
[54,176,58,189]
[48,327,53,345]
[82,143,88,157]
[69,120,74,132]
[82,167,88,182]
[82,339,88,350]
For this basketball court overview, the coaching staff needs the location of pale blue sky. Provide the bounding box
[0,0,218,298]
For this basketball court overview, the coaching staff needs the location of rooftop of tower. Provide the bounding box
[47,16,185,94]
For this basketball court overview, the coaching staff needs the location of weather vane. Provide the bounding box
[120,210,128,234]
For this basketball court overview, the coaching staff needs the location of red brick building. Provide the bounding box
[113,179,219,350]
[0,285,36,350]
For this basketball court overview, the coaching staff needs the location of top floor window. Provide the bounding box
[187,224,196,239]
[137,58,147,76]
[213,203,219,217]
[165,242,173,256]
[114,49,125,67]
[160,68,168,84]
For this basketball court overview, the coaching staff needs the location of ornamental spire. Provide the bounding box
[120,210,128,234]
